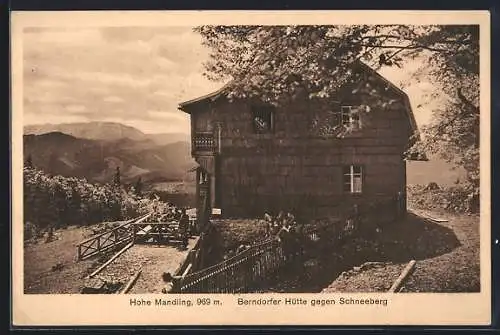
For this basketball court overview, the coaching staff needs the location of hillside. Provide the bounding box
[24,132,195,184]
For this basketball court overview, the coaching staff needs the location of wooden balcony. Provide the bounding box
[192,132,217,154]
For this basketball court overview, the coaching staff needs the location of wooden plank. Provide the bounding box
[77,245,82,260]
[388,260,417,293]
[414,210,449,223]
[182,263,193,279]
[121,268,142,294]
[136,225,153,235]
[86,242,134,279]
[132,221,179,226]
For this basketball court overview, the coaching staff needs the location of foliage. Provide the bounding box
[407,183,479,214]
[23,167,160,239]
[196,25,480,191]
[113,166,121,187]
[134,177,143,197]
[25,154,33,169]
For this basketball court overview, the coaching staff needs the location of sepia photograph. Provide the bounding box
[11,11,490,326]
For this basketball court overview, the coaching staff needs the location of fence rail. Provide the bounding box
[76,212,153,260]
[171,237,286,293]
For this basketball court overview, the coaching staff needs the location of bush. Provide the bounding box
[23,167,163,239]
[407,183,479,214]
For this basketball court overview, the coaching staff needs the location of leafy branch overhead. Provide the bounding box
[196,25,480,190]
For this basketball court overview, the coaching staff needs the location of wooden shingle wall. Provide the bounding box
[190,71,412,220]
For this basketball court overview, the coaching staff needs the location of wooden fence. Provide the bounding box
[76,212,152,260]
[169,197,402,293]
[171,237,285,293]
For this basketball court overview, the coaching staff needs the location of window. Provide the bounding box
[343,165,363,194]
[252,105,275,134]
[340,106,361,129]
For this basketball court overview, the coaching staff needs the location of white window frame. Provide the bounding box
[340,105,361,128]
[343,165,363,194]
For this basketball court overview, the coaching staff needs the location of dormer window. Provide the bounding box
[252,105,275,134]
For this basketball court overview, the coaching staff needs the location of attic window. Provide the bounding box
[252,105,275,134]
[340,106,361,129]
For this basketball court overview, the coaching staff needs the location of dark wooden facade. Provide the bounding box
[179,62,424,220]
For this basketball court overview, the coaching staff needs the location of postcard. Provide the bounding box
[11,10,491,326]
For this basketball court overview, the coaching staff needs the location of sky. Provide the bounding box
[23,26,438,134]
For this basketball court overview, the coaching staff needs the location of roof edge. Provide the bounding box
[355,61,428,161]
[178,82,232,113]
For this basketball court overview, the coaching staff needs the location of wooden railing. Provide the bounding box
[171,238,285,293]
[132,221,182,244]
[192,132,217,153]
[76,212,152,260]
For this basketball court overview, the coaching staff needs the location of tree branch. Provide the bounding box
[360,44,450,52]
[457,87,480,115]
[358,34,470,44]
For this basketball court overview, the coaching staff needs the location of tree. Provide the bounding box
[113,166,121,187]
[196,25,479,190]
[25,154,33,169]
[134,177,143,197]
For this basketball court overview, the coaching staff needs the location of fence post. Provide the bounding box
[132,224,137,244]
[77,244,81,260]
[171,277,181,293]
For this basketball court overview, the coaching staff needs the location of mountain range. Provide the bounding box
[23,122,195,186]
[24,122,189,146]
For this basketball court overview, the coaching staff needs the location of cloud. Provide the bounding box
[66,104,87,113]
[103,96,125,103]
[23,26,437,135]
[22,26,221,134]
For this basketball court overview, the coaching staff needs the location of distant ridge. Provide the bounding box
[23,121,190,145]
[24,121,147,141]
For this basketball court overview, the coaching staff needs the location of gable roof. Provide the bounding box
[178,61,427,161]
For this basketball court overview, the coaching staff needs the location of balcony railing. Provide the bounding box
[193,132,217,153]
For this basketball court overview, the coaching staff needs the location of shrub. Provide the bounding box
[23,167,165,239]
[407,183,479,214]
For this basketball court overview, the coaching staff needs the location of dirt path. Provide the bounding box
[322,210,480,293]
[24,225,199,294]
[95,237,199,294]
